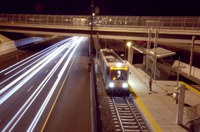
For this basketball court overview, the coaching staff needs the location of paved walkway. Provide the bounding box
[127,63,200,132]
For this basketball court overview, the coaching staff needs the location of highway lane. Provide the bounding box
[43,37,91,132]
[1,37,72,129]
[0,38,72,89]
[0,39,74,103]
[0,36,87,131]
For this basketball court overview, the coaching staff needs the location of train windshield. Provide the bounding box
[111,70,127,81]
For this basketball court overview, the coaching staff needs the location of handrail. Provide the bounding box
[179,81,200,96]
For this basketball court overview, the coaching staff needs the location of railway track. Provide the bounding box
[108,96,150,132]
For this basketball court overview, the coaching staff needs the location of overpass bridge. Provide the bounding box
[0,14,200,44]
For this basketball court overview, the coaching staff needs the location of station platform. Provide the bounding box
[127,63,200,132]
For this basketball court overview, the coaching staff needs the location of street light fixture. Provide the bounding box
[127,41,132,48]
[92,13,95,17]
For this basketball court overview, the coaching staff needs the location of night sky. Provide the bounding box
[0,0,199,16]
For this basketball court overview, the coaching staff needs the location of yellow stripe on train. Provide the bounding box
[110,66,128,70]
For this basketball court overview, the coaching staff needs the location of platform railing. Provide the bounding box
[184,103,200,131]
[0,14,200,30]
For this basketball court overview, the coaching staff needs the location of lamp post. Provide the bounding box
[126,41,132,64]
[90,2,94,56]
[176,57,186,86]
[153,29,158,80]
[189,36,195,76]
[88,1,94,72]
[146,28,151,71]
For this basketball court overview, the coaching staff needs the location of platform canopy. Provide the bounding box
[146,47,176,58]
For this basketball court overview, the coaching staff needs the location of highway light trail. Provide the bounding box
[0,37,78,102]
[0,38,71,74]
[27,37,85,131]
[1,36,86,131]
[0,42,73,104]
[0,38,74,86]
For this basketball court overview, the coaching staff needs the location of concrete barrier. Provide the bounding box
[0,34,17,56]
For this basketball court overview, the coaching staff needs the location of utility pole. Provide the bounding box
[177,57,181,86]
[89,0,94,72]
[189,36,195,76]
[95,33,99,73]
[153,29,158,80]
[90,1,94,56]
[146,28,151,71]
[176,57,186,86]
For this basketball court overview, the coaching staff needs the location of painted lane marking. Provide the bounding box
[27,85,34,93]
[45,70,49,73]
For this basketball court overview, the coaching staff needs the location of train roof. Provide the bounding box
[100,49,127,68]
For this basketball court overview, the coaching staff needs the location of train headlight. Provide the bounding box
[109,82,114,88]
[122,83,128,88]
[116,62,123,67]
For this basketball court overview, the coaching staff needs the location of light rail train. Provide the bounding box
[99,48,129,96]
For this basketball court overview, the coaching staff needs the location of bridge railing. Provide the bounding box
[0,14,200,30]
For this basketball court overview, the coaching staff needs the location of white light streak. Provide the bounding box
[0,39,73,104]
[0,38,71,74]
[0,38,74,86]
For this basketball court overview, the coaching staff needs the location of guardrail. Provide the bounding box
[0,14,200,30]
[90,55,102,132]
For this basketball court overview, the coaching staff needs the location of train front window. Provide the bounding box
[111,70,127,80]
